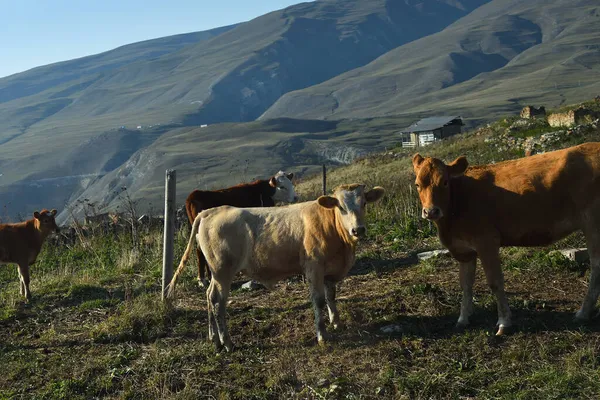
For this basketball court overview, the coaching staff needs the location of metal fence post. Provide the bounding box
[162,169,176,301]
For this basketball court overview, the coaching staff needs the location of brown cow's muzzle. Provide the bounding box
[422,207,443,220]
[351,226,366,238]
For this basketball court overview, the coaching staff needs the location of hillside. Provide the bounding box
[0,0,489,220]
[263,0,600,123]
[1,105,600,398]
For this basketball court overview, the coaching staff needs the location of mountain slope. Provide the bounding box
[262,0,600,122]
[0,0,490,219]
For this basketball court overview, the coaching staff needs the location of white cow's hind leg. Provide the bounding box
[213,279,233,352]
[206,280,221,350]
[456,259,476,328]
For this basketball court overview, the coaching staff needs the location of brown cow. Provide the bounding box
[185,171,297,287]
[412,142,600,335]
[169,184,385,351]
[0,209,60,300]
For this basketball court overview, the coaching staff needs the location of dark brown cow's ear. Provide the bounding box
[50,209,57,216]
[33,211,41,219]
[412,154,424,170]
[286,173,294,181]
[365,186,385,203]
[447,156,468,177]
[317,196,339,209]
[269,177,277,187]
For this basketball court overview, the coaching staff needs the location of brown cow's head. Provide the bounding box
[412,154,468,221]
[33,209,60,233]
[269,171,298,203]
[318,184,385,239]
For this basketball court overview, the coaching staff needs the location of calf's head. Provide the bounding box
[412,154,468,221]
[318,184,385,239]
[34,209,60,233]
[269,171,298,203]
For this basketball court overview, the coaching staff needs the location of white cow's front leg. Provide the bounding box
[307,265,327,344]
[324,279,340,330]
[456,259,476,328]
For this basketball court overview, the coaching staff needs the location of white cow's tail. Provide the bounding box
[166,213,202,298]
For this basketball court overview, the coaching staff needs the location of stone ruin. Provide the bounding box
[520,106,546,119]
[547,106,598,128]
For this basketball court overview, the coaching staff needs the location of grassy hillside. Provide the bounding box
[263,0,600,123]
[1,104,600,398]
[0,0,489,221]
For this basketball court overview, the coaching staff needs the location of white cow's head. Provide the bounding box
[269,171,298,203]
[318,184,385,239]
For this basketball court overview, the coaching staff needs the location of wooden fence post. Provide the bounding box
[322,164,327,195]
[162,169,176,301]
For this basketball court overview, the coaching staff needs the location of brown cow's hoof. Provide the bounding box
[495,324,512,336]
[198,279,210,289]
[223,340,235,353]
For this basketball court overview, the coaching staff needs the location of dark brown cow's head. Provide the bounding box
[412,154,468,221]
[34,209,60,233]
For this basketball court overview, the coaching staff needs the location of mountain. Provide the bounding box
[0,0,490,220]
[262,0,600,123]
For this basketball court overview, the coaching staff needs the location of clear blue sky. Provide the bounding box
[0,0,308,78]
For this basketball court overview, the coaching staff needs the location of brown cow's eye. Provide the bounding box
[444,180,448,187]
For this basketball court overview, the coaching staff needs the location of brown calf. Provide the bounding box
[0,209,60,300]
[185,171,297,287]
[412,142,600,335]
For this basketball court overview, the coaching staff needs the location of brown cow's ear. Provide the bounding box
[412,154,424,170]
[365,186,385,203]
[50,209,57,216]
[447,156,468,177]
[317,196,339,209]
[33,211,41,219]
[269,177,277,187]
[286,173,294,181]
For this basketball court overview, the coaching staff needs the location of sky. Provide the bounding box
[0,0,308,78]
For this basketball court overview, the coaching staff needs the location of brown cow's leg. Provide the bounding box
[307,266,327,344]
[17,263,31,301]
[324,279,340,330]
[456,259,477,328]
[479,249,511,335]
[197,249,211,288]
[576,223,600,320]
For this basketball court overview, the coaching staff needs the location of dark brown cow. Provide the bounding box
[185,171,297,287]
[0,209,60,300]
[412,142,600,335]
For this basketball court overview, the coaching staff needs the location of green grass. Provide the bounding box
[1,111,600,398]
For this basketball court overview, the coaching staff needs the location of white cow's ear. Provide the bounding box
[33,211,41,219]
[317,196,339,209]
[365,187,385,203]
[269,177,277,187]
[447,156,468,177]
[50,209,57,216]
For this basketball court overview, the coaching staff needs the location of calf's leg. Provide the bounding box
[17,263,31,301]
[456,259,477,328]
[479,248,511,335]
[324,279,340,329]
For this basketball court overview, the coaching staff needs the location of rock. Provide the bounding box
[380,324,403,334]
[417,249,450,261]
[555,248,589,264]
[241,281,264,291]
